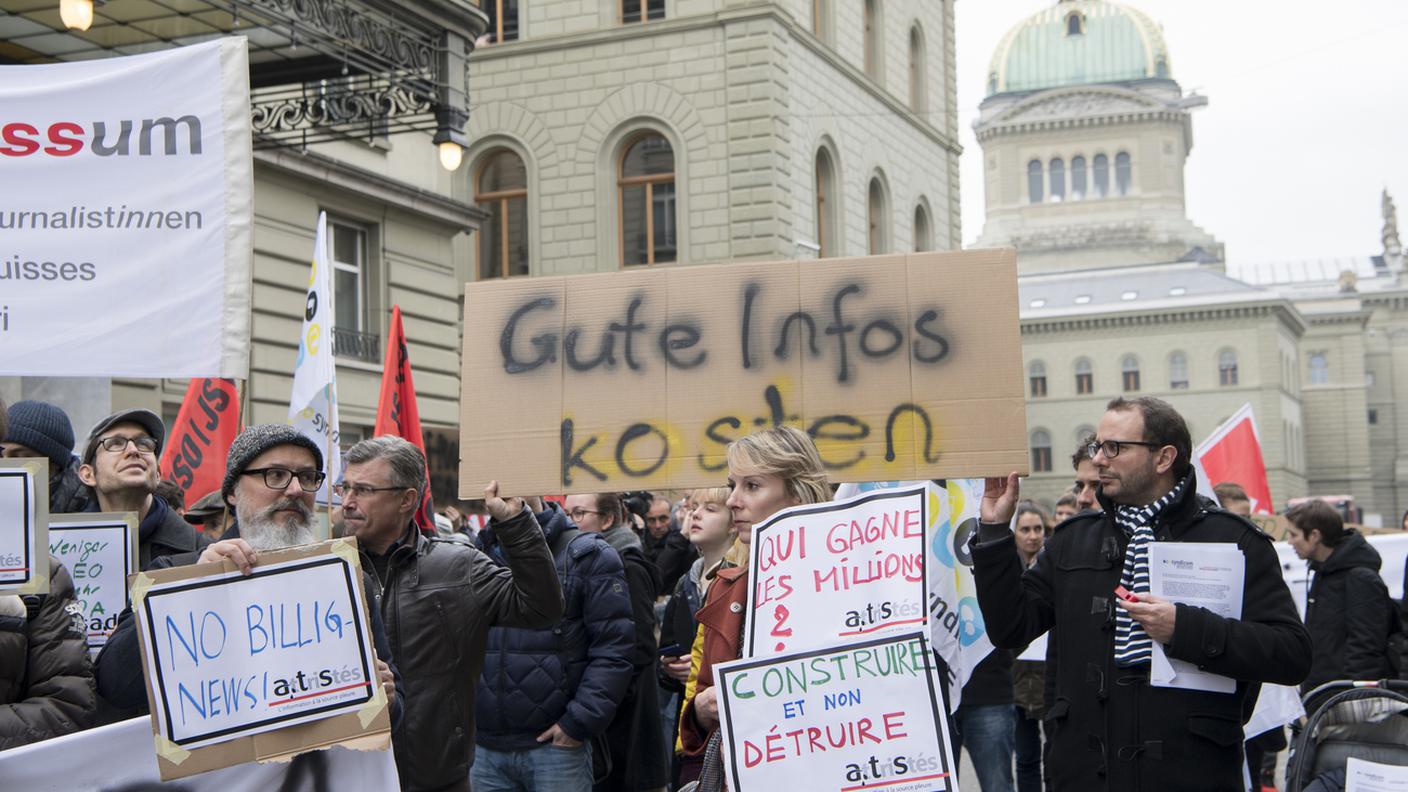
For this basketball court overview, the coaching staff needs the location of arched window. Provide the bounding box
[1169,351,1189,389]
[484,0,519,42]
[618,132,676,267]
[1121,354,1140,392]
[1070,155,1087,200]
[867,176,889,254]
[1066,12,1083,36]
[1028,159,1043,204]
[908,25,926,113]
[1218,349,1239,386]
[1029,361,1047,398]
[1075,358,1093,394]
[1049,158,1065,202]
[1115,151,1132,196]
[1031,430,1052,473]
[814,147,837,257]
[1309,353,1329,384]
[1093,154,1109,198]
[913,202,932,252]
[863,0,880,79]
[475,149,529,279]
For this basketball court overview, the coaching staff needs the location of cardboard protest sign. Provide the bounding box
[131,539,389,780]
[0,38,252,378]
[836,479,995,713]
[743,485,929,657]
[49,512,138,653]
[458,249,1025,496]
[0,458,49,595]
[716,631,955,792]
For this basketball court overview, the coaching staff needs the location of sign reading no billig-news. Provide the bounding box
[0,39,252,378]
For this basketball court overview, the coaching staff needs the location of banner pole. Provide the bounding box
[324,381,333,540]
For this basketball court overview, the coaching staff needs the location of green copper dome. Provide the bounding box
[987,0,1171,96]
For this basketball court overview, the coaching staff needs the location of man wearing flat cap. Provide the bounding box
[96,424,404,727]
[78,408,209,568]
[183,490,232,540]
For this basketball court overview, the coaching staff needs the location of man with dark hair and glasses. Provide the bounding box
[96,424,405,731]
[341,434,564,792]
[78,409,210,569]
[968,397,1310,792]
[1071,434,1101,514]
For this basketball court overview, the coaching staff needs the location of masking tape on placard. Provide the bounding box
[129,572,155,609]
[358,681,388,729]
[154,734,191,765]
[329,537,359,567]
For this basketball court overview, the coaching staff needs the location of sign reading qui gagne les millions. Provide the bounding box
[0,38,251,378]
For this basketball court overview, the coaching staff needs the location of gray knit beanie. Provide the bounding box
[221,424,324,504]
[3,401,76,468]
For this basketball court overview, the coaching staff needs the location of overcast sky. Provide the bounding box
[956,0,1408,265]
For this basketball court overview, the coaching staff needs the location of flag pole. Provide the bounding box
[324,380,333,541]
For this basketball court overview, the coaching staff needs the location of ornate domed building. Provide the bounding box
[976,0,1221,273]
[985,1,1408,525]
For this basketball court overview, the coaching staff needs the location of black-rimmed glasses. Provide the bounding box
[1086,439,1163,459]
[242,467,326,492]
[98,435,158,454]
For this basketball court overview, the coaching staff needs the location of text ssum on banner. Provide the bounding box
[137,553,375,750]
[745,485,929,657]
[716,632,955,792]
[49,513,137,652]
[459,250,1027,495]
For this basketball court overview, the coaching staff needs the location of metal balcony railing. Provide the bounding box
[333,327,382,364]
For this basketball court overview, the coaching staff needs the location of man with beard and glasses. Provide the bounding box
[95,425,404,728]
[969,397,1309,792]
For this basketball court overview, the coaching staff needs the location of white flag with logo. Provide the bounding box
[288,212,340,498]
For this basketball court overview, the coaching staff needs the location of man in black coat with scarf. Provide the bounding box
[970,397,1310,792]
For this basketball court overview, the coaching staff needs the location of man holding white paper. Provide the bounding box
[970,397,1310,792]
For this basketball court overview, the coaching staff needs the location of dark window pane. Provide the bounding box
[621,185,648,266]
[622,0,642,23]
[1050,158,1065,201]
[1093,154,1109,197]
[479,200,504,279]
[334,268,360,330]
[1028,160,1042,203]
[1116,152,1131,195]
[622,134,673,178]
[647,0,665,21]
[506,196,528,277]
[652,181,676,263]
[480,151,526,193]
[332,224,361,265]
[1071,156,1087,199]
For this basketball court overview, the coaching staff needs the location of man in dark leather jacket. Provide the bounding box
[340,436,563,792]
[971,397,1310,792]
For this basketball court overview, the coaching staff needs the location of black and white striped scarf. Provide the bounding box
[1112,477,1186,667]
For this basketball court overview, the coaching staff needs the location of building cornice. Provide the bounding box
[254,147,486,232]
[1021,301,1305,336]
[977,108,1184,142]
[469,6,961,155]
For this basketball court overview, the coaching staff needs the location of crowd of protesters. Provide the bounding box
[2,394,1407,792]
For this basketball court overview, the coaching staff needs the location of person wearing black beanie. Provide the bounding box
[1,400,90,513]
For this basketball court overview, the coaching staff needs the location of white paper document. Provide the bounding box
[1147,542,1244,693]
[1346,757,1408,792]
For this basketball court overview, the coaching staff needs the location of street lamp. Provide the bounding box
[59,0,93,30]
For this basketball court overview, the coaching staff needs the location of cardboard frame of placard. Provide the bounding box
[129,539,390,780]
[0,458,50,595]
[458,249,1027,497]
[49,511,139,654]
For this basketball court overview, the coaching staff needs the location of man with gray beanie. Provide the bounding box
[77,408,209,569]
[96,423,404,728]
[1,400,91,513]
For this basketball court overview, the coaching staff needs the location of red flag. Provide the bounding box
[374,306,436,534]
[1194,403,1274,515]
[159,378,242,505]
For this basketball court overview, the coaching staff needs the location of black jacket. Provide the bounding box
[85,494,210,571]
[368,508,563,791]
[644,528,697,595]
[474,505,633,751]
[0,559,96,749]
[1302,529,1393,692]
[50,457,90,514]
[596,525,669,792]
[659,557,707,694]
[970,472,1310,792]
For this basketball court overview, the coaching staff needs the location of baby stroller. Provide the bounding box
[1285,680,1408,792]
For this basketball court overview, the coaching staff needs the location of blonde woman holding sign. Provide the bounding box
[678,426,829,789]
